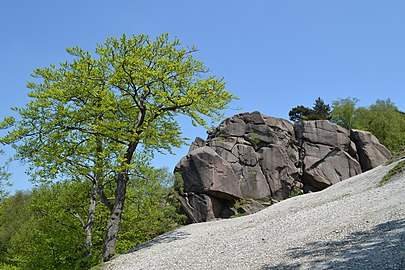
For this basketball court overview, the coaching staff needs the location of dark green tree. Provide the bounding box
[289,97,331,122]
[310,97,331,120]
[288,105,312,122]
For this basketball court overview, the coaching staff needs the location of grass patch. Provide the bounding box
[380,159,405,186]
[230,198,271,218]
[386,147,405,165]
[289,184,304,198]
[90,263,106,270]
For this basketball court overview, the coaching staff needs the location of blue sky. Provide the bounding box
[1,1,404,192]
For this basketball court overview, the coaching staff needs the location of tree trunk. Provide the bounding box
[84,181,98,258]
[102,171,128,262]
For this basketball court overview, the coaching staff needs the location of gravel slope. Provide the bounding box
[102,160,405,270]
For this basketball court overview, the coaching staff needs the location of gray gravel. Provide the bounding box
[102,160,405,270]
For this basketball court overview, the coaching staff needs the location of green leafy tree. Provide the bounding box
[1,168,185,269]
[355,99,405,153]
[0,191,31,269]
[117,167,185,253]
[0,33,235,261]
[0,151,11,201]
[331,97,405,153]
[331,97,359,129]
[6,183,94,270]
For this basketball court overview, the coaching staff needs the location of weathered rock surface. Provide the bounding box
[176,147,242,200]
[350,129,392,171]
[178,193,235,224]
[295,120,363,191]
[175,112,391,223]
[303,148,362,190]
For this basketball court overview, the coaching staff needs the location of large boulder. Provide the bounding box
[295,120,352,153]
[350,129,392,171]
[259,146,299,200]
[175,146,242,200]
[175,112,300,222]
[175,112,391,223]
[207,112,299,201]
[295,120,362,191]
[303,148,362,190]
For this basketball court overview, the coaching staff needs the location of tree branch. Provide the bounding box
[97,184,114,211]
[66,208,86,228]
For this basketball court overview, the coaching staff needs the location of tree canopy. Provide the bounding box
[0,33,236,261]
[330,97,359,129]
[330,98,405,153]
[0,169,184,269]
[290,97,404,153]
[352,99,405,153]
[289,97,331,122]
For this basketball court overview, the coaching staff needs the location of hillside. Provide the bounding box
[101,159,405,269]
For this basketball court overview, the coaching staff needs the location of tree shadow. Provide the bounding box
[262,218,405,269]
[126,229,190,254]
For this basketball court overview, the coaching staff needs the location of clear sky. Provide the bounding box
[1,0,404,193]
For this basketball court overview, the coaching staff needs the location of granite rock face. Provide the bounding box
[295,120,362,191]
[175,112,391,223]
[176,147,242,200]
[350,129,392,172]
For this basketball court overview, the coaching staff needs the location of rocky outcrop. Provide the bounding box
[177,193,235,224]
[207,112,299,202]
[176,147,242,200]
[175,112,391,223]
[350,129,392,172]
[295,120,363,190]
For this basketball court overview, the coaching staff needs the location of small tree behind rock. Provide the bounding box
[289,97,331,122]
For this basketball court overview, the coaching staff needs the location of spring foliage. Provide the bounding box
[0,168,184,269]
[289,97,404,153]
[0,33,235,261]
[331,98,405,153]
